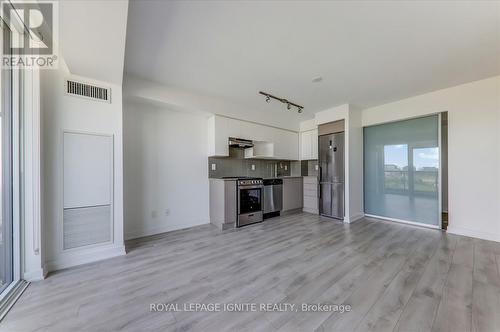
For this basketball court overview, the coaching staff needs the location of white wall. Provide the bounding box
[315,104,350,125]
[363,76,500,242]
[41,60,125,271]
[347,107,364,222]
[60,0,129,85]
[123,101,210,240]
[22,69,44,281]
[299,118,317,132]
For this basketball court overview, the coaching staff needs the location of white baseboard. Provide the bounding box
[447,226,500,243]
[22,267,46,281]
[302,208,318,215]
[45,244,126,272]
[345,213,365,223]
[125,220,210,240]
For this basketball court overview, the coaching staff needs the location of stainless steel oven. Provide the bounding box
[237,178,263,227]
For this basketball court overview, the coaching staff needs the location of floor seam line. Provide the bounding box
[351,231,428,332]
[390,233,442,332]
[313,226,415,331]
[429,236,459,331]
[470,241,476,332]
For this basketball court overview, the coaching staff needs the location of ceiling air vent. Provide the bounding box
[65,79,111,103]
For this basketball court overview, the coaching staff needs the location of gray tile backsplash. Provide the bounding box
[298,160,319,176]
[208,157,293,178]
[208,147,318,178]
[307,160,319,176]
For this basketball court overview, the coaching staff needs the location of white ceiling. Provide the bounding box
[60,0,128,85]
[124,0,499,117]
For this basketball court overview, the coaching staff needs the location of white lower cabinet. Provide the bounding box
[303,176,318,214]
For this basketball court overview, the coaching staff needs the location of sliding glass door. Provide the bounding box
[0,20,14,296]
[364,115,440,227]
[0,64,12,294]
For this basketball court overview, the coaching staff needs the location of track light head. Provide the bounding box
[265,96,270,103]
[287,103,291,110]
[298,107,303,113]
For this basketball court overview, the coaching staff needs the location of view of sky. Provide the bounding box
[384,144,439,170]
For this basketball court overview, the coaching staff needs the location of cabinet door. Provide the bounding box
[284,131,299,160]
[272,130,285,159]
[283,178,303,211]
[300,131,311,160]
[210,116,229,156]
[311,129,318,160]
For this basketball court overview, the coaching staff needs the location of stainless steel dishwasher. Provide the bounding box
[263,178,283,219]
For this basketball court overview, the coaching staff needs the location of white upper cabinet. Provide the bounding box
[300,129,318,160]
[208,116,229,156]
[272,128,299,160]
[300,130,311,159]
[244,141,274,159]
[208,115,299,160]
[311,129,318,159]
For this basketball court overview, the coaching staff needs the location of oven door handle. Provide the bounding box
[239,185,264,190]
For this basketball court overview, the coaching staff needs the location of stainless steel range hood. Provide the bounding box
[228,137,254,149]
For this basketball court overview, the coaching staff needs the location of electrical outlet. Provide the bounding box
[211,163,216,171]
[284,165,288,171]
[315,164,319,171]
[152,210,158,218]
[165,209,170,216]
[251,164,255,171]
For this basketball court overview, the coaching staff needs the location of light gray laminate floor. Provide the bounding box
[2,213,500,331]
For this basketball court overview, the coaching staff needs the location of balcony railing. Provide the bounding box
[384,170,438,194]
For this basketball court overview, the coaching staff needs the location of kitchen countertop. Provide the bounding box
[263,176,303,180]
[210,176,304,181]
[209,178,238,181]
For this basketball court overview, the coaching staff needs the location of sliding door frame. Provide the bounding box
[363,113,443,230]
[437,112,443,229]
[0,21,14,295]
[0,19,26,312]
[0,45,22,299]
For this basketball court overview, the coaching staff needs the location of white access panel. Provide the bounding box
[63,132,113,209]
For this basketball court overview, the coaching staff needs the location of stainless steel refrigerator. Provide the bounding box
[318,132,345,219]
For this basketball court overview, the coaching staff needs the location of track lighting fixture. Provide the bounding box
[259,91,304,114]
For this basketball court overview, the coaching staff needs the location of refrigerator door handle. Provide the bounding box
[319,166,322,182]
